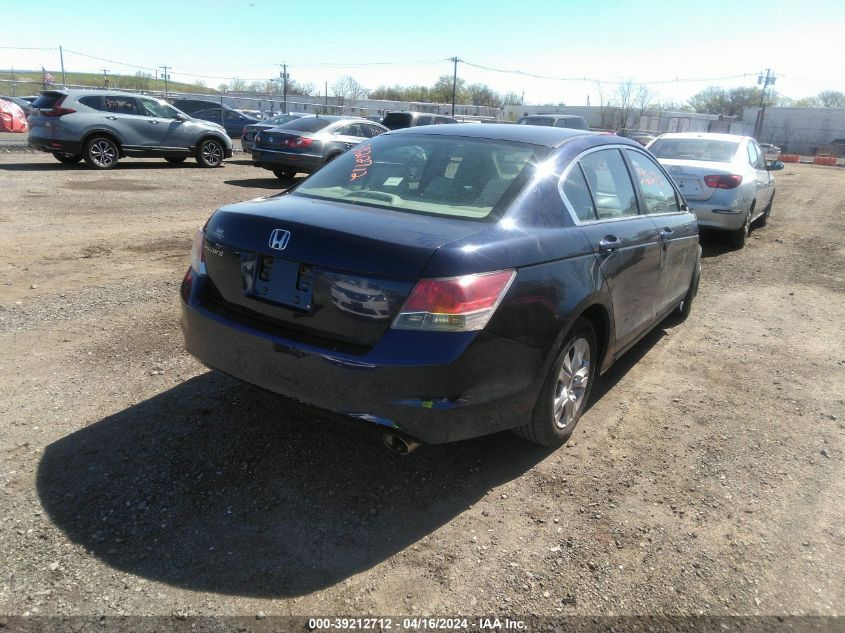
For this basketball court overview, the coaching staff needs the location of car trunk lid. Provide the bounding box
[659,158,736,201]
[200,194,490,348]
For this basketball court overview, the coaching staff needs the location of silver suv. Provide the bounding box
[27,90,233,169]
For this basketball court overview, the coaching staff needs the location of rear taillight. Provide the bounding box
[42,96,76,117]
[180,267,193,302]
[190,227,206,275]
[283,136,312,148]
[704,174,742,189]
[392,270,516,332]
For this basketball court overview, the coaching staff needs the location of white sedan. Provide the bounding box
[647,133,784,248]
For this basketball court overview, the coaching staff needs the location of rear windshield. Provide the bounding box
[649,139,739,162]
[32,93,65,109]
[261,114,301,126]
[292,134,548,221]
[382,113,412,130]
[276,118,332,132]
[517,117,554,126]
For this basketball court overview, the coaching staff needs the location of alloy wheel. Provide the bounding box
[201,141,223,166]
[553,337,591,429]
[89,140,116,168]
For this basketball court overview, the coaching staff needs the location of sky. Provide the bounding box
[2,0,844,106]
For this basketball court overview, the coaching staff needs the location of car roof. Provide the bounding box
[656,132,748,143]
[388,123,593,147]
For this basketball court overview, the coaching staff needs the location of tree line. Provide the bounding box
[129,70,845,117]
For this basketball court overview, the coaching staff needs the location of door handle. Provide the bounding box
[658,228,673,239]
[597,236,621,253]
[148,120,159,124]
[105,116,117,120]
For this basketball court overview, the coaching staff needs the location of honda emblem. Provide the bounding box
[268,229,290,251]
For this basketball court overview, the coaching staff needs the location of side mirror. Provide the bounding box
[767,160,785,171]
[174,113,187,122]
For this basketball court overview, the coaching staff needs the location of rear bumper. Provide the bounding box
[252,148,322,173]
[689,204,747,231]
[28,136,82,155]
[181,272,544,444]
[241,140,253,152]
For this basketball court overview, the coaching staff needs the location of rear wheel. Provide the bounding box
[195,138,224,168]
[729,208,752,248]
[324,152,342,165]
[272,168,295,181]
[83,136,119,170]
[165,156,187,164]
[513,318,597,446]
[52,152,82,164]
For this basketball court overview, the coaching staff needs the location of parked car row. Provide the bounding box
[16,89,784,452]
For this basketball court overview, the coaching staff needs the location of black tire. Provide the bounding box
[756,192,774,228]
[729,208,752,248]
[83,136,119,170]
[52,152,82,164]
[195,138,225,168]
[676,257,701,321]
[272,168,295,181]
[165,156,187,164]
[324,152,342,165]
[513,318,597,446]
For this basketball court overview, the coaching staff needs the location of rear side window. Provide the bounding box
[78,96,104,110]
[415,115,433,126]
[625,150,680,215]
[579,149,639,219]
[362,124,386,138]
[562,165,597,222]
[103,96,140,115]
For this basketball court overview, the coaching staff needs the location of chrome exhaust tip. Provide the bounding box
[382,431,420,455]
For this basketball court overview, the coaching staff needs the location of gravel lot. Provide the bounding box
[0,152,843,623]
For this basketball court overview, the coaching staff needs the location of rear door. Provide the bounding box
[565,147,662,353]
[623,148,699,314]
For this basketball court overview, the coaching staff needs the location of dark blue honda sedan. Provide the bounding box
[180,125,700,451]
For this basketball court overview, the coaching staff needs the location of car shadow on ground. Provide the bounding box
[699,229,737,258]
[587,325,668,408]
[224,177,296,190]
[36,372,554,598]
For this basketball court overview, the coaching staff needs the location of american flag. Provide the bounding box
[41,67,54,85]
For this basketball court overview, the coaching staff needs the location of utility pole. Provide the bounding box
[450,56,459,116]
[10,67,14,96]
[101,69,109,88]
[754,68,776,140]
[59,45,67,85]
[159,65,171,98]
[325,81,328,113]
[278,64,289,113]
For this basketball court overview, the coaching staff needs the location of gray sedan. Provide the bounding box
[648,133,784,247]
[251,116,388,180]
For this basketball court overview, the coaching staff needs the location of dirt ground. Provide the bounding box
[0,152,843,623]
